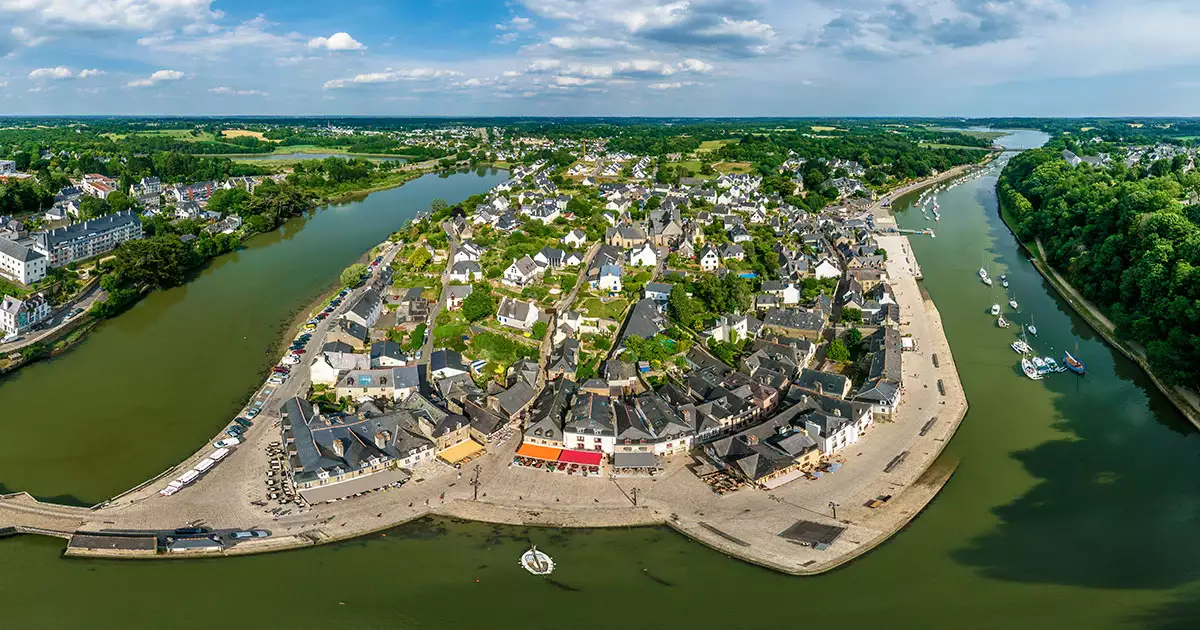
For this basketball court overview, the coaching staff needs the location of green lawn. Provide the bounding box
[697,139,735,153]
[582,297,629,320]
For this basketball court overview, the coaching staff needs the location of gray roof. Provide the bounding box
[36,210,141,250]
[348,288,382,320]
[566,391,615,436]
[795,369,851,397]
[620,298,664,344]
[495,381,537,417]
[524,379,576,441]
[370,340,405,362]
[0,237,44,263]
[430,349,464,373]
[763,307,825,333]
[497,296,536,321]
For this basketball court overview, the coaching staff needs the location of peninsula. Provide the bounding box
[1,120,987,573]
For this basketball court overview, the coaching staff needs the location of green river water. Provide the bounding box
[4,135,1200,629]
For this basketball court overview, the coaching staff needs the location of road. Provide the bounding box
[0,281,106,355]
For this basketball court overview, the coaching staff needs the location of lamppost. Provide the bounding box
[631,487,639,507]
[470,464,482,501]
[829,501,839,520]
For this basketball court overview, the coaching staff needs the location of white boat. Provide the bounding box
[1027,315,1038,336]
[177,470,200,485]
[1011,340,1032,354]
[1002,279,1009,288]
[520,546,555,575]
[195,458,215,473]
[1021,357,1043,380]
[211,448,230,461]
[1009,297,1019,309]
[990,303,1001,316]
[159,485,180,497]
[997,315,1010,328]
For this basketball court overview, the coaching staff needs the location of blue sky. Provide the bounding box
[2,0,1200,116]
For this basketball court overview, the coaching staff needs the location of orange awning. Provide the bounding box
[516,443,562,461]
[439,439,485,464]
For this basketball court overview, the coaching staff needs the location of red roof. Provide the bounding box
[557,449,603,465]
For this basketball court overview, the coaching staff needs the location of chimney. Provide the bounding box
[746,434,759,445]
[816,381,823,396]
[375,431,390,449]
[833,408,841,417]
[331,438,345,458]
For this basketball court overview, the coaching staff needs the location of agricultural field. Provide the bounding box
[696,139,735,153]
[714,161,754,174]
[221,129,278,142]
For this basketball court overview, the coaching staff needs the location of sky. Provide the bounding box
[2,0,1200,117]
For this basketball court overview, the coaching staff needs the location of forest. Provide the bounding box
[999,144,1200,388]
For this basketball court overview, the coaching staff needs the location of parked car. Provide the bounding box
[226,426,244,437]
[213,437,240,449]
[246,408,260,419]
[234,417,253,429]
[174,527,211,536]
[268,377,284,385]
[230,530,270,539]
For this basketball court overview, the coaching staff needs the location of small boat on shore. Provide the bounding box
[1009,295,1019,310]
[1011,340,1031,354]
[997,315,1010,328]
[990,303,1001,316]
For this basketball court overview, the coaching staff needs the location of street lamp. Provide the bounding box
[829,501,839,520]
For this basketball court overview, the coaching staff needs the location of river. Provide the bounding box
[4,134,1200,629]
[235,152,402,162]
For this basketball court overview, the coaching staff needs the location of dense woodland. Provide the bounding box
[999,144,1200,388]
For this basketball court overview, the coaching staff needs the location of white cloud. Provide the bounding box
[648,81,696,89]
[126,69,184,87]
[209,86,268,96]
[29,66,73,80]
[323,67,463,90]
[679,58,713,73]
[546,36,631,51]
[139,16,298,55]
[11,26,49,47]
[495,16,536,31]
[78,68,104,78]
[307,32,365,51]
[1,0,220,32]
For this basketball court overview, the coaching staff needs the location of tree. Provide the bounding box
[408,246,432,270]
[531,321,548,340]
[827,339,851,363]
[79,196,110,220]
[844,327,863,348]
[340,263,367,287]
[461,283,497,322]
[106,191,136,213]
[667,283,702,330]
[111,235,198,290]
[842,306,863,323]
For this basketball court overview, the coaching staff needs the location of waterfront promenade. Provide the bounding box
[0,221,968,574]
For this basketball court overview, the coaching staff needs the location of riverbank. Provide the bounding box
[996,197,1200,428]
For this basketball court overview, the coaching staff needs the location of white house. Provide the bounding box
[496,296,541,330]
[0,293,51,336]
[703,314,752,344]
[698,246,720,272]
[503,256,543,288]
[814,258,842,280]
[449,261,483,283]
[595,265,623,293]
[0,238,47,285]
[628,242,658,267]
[805,407,871,455]
[563,229,588,248]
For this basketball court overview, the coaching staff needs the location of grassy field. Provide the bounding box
[810,125,845,132]
[696,139,735,153]
[582,297,628,320]
[714,161,754,174]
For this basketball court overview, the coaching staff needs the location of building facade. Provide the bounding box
[33,211,143,267]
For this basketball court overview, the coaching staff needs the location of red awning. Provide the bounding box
[558,449,604,465]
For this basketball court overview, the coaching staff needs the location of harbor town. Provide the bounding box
[0,128,976,573]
